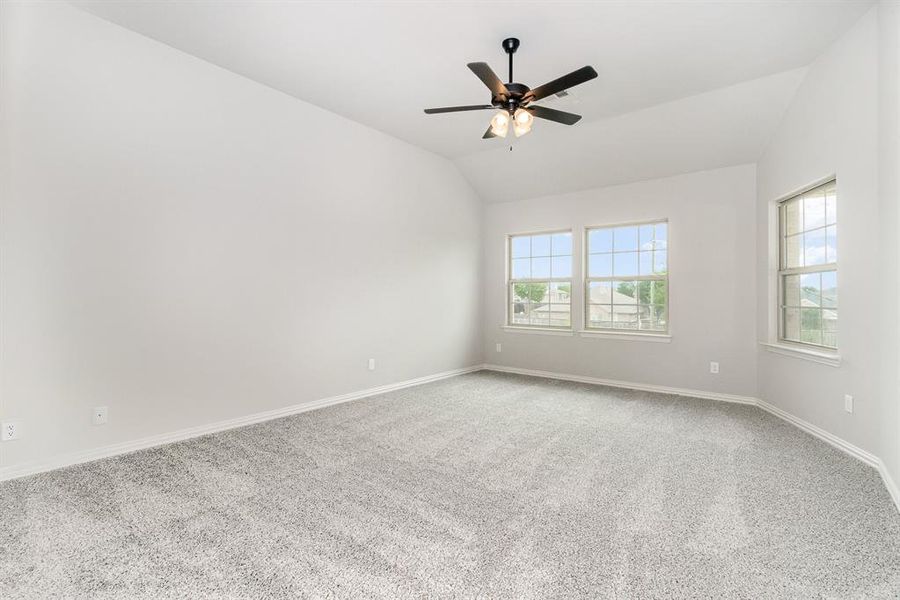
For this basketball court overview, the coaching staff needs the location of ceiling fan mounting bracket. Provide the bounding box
[502,38,520,54]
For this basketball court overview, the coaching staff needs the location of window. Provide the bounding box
[585,221,668,332]
[779,180,837,349]
[508,231,572,328]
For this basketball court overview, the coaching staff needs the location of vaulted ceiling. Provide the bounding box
[72,0,873,202]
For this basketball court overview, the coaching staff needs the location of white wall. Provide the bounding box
[0,2,483,471]
[756,8,881,455]
[878,0,900,490]
[483,165,758,398]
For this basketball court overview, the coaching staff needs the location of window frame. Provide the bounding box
[583,218,669,335]
[506,228,574,330]
[776,178,838,351]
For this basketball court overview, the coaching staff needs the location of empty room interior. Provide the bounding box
[2,0,900,597]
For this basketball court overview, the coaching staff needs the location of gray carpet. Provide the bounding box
[1,371,899,599]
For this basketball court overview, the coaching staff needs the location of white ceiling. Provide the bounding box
[71,0,872,202]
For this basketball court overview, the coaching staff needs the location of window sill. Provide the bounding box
[500,325,575,337]
[578,330,672,343]
[760,342,842,368]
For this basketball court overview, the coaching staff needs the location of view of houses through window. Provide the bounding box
[779,180,837,349]
[585,221,668,332]
[508,231,572,328]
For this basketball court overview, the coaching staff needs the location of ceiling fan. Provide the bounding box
[423,38,597,140]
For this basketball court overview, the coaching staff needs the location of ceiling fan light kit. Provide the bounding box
[424,37,597,142]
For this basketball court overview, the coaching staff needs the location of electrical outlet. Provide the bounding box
[368,358,376,371]
[92,406,108,425]
[496,343,502,353]
[844,394,853,414]
[709,362,720,374]
[1,421,20,441]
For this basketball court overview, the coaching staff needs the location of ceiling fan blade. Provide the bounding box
[525,66,598,102]
[526,105,582,125]
[424,104,494,114]
[482,126,497,139]
[467,62,510,100]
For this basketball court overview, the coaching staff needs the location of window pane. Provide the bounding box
[551,256,571,278]
[511,236,530,258]
[511,258,530,279]
[551,232,572,256]
[783,308,800,341]
[637,305,666,331]
[784,200,802,235]
[655,223,668,248]
[801,308,822,344]
[785,234,803,268]
[588,304,612,328]
[548,282,571,327]
[826,225,837,263]
[550,281,571,302]
[614,281,638,304]
[823,309,837,348]
[800,272,821,306]
[639,251,653,275]
[510,303,528,325]
[650,280,667,307]
[588,228,613,253]
[528,309,550,327]
[613,306,639,329]
[532,257,551,279]
[783,274,800,307]
[804,228,827,266]
[821,271,837,308]
[613,252,639,276]
[513,281,548,305]
[652,304,667,330]
[511,284,529,303]
[636,280,652,304]
[613,226,639,252]
[531,235,551,257]
[588,253,613,277]
[588,281,612,304]
[639,224,655,249]
[653,250,667,274]
[804,191,826,229]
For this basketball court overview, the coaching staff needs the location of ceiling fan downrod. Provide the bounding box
[503,37,520,84]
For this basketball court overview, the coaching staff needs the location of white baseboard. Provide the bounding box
[755,398,879,468]
[0,364,482,482]
[481,363,759,405]
[482,363,900,514]
[4,361,899,515]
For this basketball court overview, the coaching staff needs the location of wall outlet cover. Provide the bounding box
[496,343,502,353]
[710,361,720,374]
[844,394,853,414]
[1,421,21,441]
[367,358,376,371]
[92,406,109,425]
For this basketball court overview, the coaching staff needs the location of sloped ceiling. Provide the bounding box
[71,1,871,202]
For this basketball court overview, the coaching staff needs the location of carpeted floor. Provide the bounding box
[1,371,899,599]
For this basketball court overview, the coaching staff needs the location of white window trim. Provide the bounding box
[501,325,575,337]
[583,219,669,335]
[775,177,837,352]
[579,330,672,343]
[760,342,841,368]
[506,229,574,331]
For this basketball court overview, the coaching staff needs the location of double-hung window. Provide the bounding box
[584,221,668,332]
[778,180,837,349]
[508,231,573,329]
